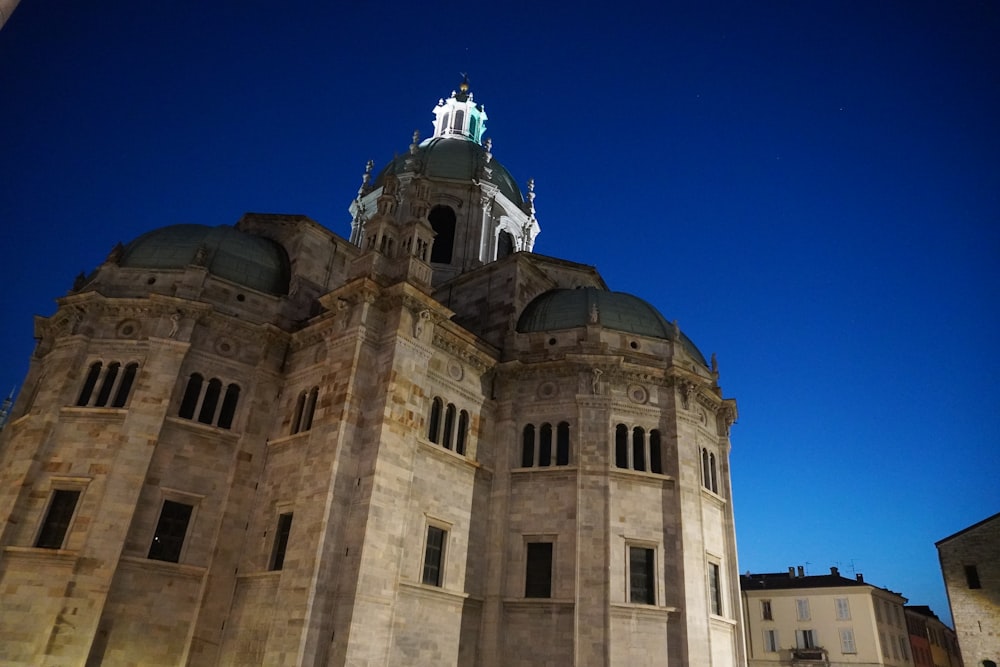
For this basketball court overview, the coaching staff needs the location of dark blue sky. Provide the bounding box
[2,1,997,624]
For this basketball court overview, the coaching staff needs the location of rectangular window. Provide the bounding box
[35,489,81,549]
[148,500,193,563]
[880,631,890,658]
[795,629,817,649]
[761,599,773,620]
[524,542,553,598]
[835,597,851,620]
[763,629,779,652]
[964,564,981,588]
[796,598,810,621]
[708,562,723,615]
[898,635,909,660]
[422,525,446,586]
[629,546,655,604]
[270,512,293,571]
[839,628,856,654]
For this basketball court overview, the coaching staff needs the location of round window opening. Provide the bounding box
[548,338,557,346]
[236,294,246,302]
[147,277,156,285]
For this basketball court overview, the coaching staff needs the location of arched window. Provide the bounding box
[615,424,629,469]
[632,427,646,472]
[302,386,318,432]
[522,424,535,467]
[649,429,663,474]
[178,374,203,419]
[454,109,465,133]
[709,452,718,493]
[217,383,240,430]
[77,362,102,406]
[443,404,457,450]
[497,230,515,259]
[198,378,222,424]
[456,410,469,455]
[556,422,570,465]
[291,391,306,435]
[702,448,710,489]
[112,363,139,408]
[178,373,240,429]
[538,423,553,467]
[429,206,456,263]
[94,362,120,407]
[428,397,443,443]
[469,116,478,139]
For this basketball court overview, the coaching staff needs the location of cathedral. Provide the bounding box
[0,79,744,666]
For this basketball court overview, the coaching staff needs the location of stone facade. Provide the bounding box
[937,513,1000,667]
[0,82,745,666]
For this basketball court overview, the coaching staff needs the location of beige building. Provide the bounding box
[0,80,745,666]
[741,567,913,666]
[937,512,1000,667]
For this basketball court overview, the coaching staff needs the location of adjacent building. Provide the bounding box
[0,80,745,666]
[937,512,1000,667]
[905,605,963,667]
[741,566,913,666]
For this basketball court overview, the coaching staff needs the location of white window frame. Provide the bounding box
[763,629,779,653]
[839,628,856,654]
[835,597,851,620]
[796,598,811,621]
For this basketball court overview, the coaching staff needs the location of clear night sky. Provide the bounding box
[1,1,997,626]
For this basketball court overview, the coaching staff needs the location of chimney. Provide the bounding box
[797,565,805,578]
[856,573,864,583]
[788,567,795,577]
[831,566,839,576]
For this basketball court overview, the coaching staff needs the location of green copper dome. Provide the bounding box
[517,287,708,365]
[120,224,291,295]
[375,137,524,205]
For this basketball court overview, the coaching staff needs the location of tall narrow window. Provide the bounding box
[709,452,718,492]
[525,542,553,598]
[702,448,711,489]
[94,361,120,407]
[835,597,851,620]
[35,489,81,549]
[709,562,723,615]
[428,397,443,443]
[291,391,306,434]
[538,423,552,466]
[965,564,981,589]
[453,110,465,133]
[217,383,239,430]
[761,599,773,620]
[111,362,138,407]
[442,404,456,449]
[198,378,222,424]
[615,424,629,468]
[632,427,646,471]
[429,206,456,263]
[422,525,446,586]
[179,373,203,419]
[840,628,856,654]
[796,598,810,621]
[556,422,570,465]
[521,424,535,467]
[456,410,469,455]
[763,629,779,652]
[649,429,662,473]
[302,387,318,431]
[77,362,102,406]
[629,546,655,604]
[148,500,193,563]
[270,512,293,571]
[497,231,515,259]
